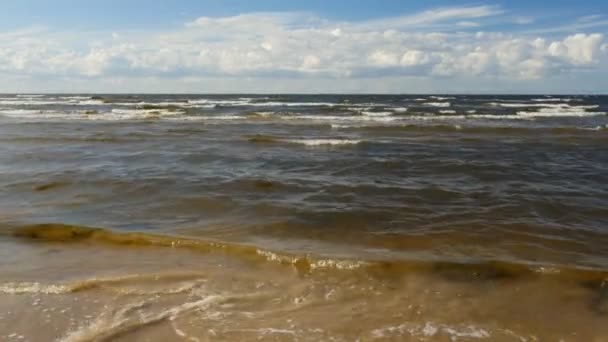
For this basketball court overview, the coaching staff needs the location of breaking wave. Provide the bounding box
[5,223,608,281]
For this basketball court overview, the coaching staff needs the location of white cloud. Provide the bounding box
[401,50,430,66]
[456,21,480,28]
[362,5,502,30]
[549,33,604,65]
[369,50,400,66]
[0,7,606,92]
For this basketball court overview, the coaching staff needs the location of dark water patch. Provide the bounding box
[0,135,133,144]
[34,182,65,192]
[137,104,184,111]
[247,134,280,144]
[150,196,236,215]
[165,128,207,135]
[253,179,277,190]
[432,261,527,282]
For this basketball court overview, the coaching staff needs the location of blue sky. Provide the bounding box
[1,1,607,93]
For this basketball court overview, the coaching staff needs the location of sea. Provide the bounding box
[0,94,607,341]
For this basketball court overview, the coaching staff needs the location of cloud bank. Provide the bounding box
[1,6,607,93]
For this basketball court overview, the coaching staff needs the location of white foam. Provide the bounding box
[59,96,92,100]
[424,102,451,107]
[77,100,106,105]
[0,109,47,116]
[531,98,573,102]
[248,111,275,117]
[198,115,244,120]
[0,282,72,294]
[362,111,393,117]
[588,125,608,131]
[188,99,249,107]
[346,106,373,112]
[371,322,491,340]
[61,295,223,342]
[248,101,337,107]
[0,99,67,106]
[490,103,598,109]
[107,108,186,120]
[391,107,409,113]
[0,109,87,120]
[515,109,605,118]
[286,139,362,146]
[439,110,457,114]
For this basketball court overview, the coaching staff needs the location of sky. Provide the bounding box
[1,1,607,93]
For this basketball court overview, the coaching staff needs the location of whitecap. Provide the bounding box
[515,110,606,118]
[286,139,362,146]
[531,98,574,102]
[391,107,409,113]
[429,96,455,100]
[0,99,67,106]
[248,101,337,107]
[362,111,393,117]
[60,96,92,100]
[424,102,451,107]
[77,100,106,106]
[490,102,598,109]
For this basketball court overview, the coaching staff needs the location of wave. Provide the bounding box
[531,98,575,102]
[6,223,608,281]
[16,94,45,98]
[3,109,604,123]
[0,99,68,106]
[61,295,224,342]
[0,109,98,120]
[187,99,338,108]
[391,107,409,113]
[588,125,608,131]
[371,322,490,340]
[247,135,280,144]
[246,111,278,119]
[0,98,107,106]
[429,96,456,100]
[247,135,362,146]
[361,111,393,117]
[424,102,451,107]
[249,101,338,107]
[490,102,599,110]
[58,96,92,100]
[329,123,608,134]
[286,139,362,146]
[283,114,398,123]
[0,272,205,295]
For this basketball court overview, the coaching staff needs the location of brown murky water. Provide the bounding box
[1,94,608,341]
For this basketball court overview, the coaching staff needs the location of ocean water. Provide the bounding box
[0,94,607,341]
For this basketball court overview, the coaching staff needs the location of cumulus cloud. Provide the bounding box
[548,33,604,65]
[0,6,606,92]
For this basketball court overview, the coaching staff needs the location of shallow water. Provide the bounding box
[1,94,608,341]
